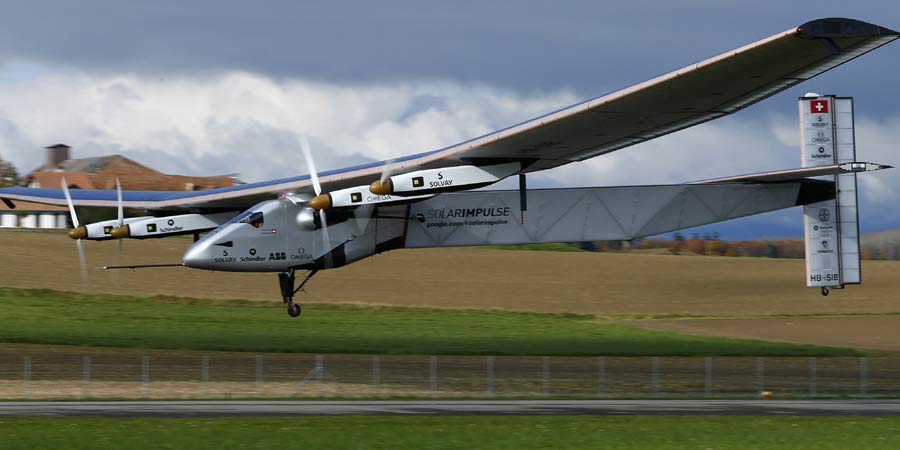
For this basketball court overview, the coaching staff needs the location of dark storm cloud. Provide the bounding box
[2,0,899,100]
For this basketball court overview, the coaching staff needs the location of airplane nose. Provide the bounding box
[182,240,214,270]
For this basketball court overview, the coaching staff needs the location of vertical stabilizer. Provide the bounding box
[800,95,861,294]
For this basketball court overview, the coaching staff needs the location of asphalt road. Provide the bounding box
[2,400,900,417]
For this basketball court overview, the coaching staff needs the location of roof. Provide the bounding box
[32,155,125,174]
[25,154,233,192]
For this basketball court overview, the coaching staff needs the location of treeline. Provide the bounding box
[586,231,900,260]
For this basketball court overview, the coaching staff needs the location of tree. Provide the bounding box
[0,157,18,187]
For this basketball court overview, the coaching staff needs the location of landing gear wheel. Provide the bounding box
[278,269,318,318]
[821,287,830,297]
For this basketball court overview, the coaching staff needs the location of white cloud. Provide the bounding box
[0,69,578,181]
[531,115,797,187]
[1,65,899,231]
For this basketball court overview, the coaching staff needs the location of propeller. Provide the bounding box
[380,158,395,184]
[369,158,395,195]
[111,178,124,286]
[299,136,332,255]
[61,178,88,288]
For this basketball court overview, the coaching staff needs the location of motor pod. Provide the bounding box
[68,217,149,241]
[307,185,433,211]
[369,162,520,196]
[115,212,235,239]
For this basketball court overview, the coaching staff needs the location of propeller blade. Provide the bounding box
[352,203,375,234]
[318,210,331,254]
[76,239,87,288]
[111,238,122,287]
[298,135,335,259]
[115,177,123,226]
[111,177,124,286]
[299,135,321,196]
[380,158,394,184]
[60,178,79,228]
[62,177,88,287]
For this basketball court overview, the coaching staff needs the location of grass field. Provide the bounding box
[0,288,851,356]
[3,229,900,318]
[3,230,900,352]
[1,416,898,449]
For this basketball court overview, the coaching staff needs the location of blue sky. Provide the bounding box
[1,1,899,239]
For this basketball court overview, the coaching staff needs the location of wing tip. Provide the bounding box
[798,18,899,38]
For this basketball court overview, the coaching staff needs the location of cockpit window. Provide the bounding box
[224,210,253,226]
[239,211,264,228]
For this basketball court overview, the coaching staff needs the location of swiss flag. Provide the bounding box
[810,100,829,114]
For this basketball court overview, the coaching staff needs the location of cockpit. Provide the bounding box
[184,199,286,272]
[238,211,265,228]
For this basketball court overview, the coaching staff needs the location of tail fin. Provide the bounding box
[799,95,884,295]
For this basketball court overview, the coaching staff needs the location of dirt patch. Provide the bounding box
[0,381,436,400]
[2,230,900,317]
[634,316,900,352]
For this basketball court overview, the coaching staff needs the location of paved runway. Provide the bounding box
[2,400,900,417]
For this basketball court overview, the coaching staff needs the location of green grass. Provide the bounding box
[0,287,855,356]
[1,416,898,450]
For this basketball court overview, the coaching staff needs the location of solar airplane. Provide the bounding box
[1,18,897,317]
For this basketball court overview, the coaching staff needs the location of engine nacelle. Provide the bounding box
[369,162,519,196]
[308,186,433,210]
[111,212,234,239]
[69,217,150,241]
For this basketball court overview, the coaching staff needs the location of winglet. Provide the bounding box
[798,18,899,37]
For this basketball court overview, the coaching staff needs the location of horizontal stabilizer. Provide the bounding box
[692,162,891,184]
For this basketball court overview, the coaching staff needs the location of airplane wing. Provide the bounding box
[1,17,896,212]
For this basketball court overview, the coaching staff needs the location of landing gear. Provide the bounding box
[278,269,319,318]
[821,286,830,297]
